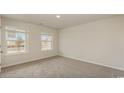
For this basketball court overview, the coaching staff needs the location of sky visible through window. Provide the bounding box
[7,32,26,41]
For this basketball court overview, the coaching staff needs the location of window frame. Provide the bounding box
[5,27,29,55]
[41,33,53,51]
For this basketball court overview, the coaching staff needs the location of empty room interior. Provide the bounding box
[0,14,124,78]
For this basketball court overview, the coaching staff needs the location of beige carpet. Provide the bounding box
[0,56,124,78]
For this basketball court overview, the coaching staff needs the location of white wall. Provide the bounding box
[1,17,59,67]
[59,15,124,71]
[0,16,1,71]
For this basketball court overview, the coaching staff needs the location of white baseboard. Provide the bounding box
[3,54,124,71]
[2,55,58,68]
[60,55,124,71]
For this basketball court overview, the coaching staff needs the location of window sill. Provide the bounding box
[41,49,53,51]
[5,51,28,56]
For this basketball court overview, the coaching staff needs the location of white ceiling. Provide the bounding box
[2,14,118,29]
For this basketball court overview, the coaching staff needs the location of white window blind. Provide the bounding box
[41,34,53,51]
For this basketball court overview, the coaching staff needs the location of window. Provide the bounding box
[41,33,53,51]
[5,27,28,55]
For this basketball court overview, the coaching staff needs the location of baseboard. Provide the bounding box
[3,54,124,71]
[2,55,58,68]
[60,55,124,71]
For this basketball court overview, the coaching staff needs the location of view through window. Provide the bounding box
[6,28,27,54]
[41,34,52,51]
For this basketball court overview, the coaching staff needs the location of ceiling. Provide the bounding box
[2,14,118,29]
